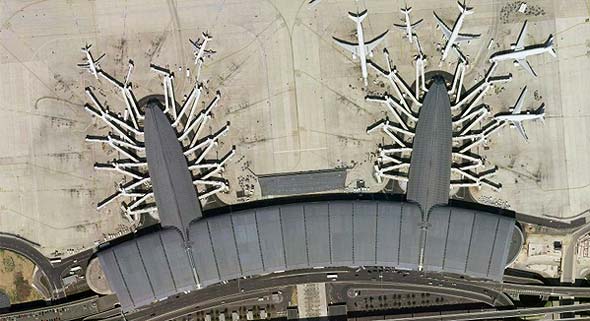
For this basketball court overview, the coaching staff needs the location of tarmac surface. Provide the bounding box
[0,0,590,278]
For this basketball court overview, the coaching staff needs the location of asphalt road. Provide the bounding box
[562,222,590,283]
[516,212,588,229]
[5,265,590,321]
[123,267,513,321]
[421,272,590,298]
[384,302,590,321]
[0,233,94,300]
[0,234,62,298]
[120,266,590,321]
[502,275,544,285]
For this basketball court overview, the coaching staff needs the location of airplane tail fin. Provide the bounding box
[545,35,557,57]
[457,0,474,14]
[401,6,412,14]
[348,10,368,23]
[537,103,546,123]
[202,32,212,40]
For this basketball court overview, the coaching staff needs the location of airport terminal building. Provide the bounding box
[97,79,522,312]
[100,199,517,311]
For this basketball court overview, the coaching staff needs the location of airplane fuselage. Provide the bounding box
[354,20,369,86]
[194,38,210,63]
[442,13,466,60]
[84,51,99,78]
[489,46,552,62]
[495,113,543,122]
[403,13,413,43]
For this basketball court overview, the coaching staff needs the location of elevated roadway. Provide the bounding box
[418,271,590,298]
[6,266,590,321]
[123,267,513,321]
[385,302,590,321]
[123,266,590,321]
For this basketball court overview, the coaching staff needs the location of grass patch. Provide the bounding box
[0,250,42,304]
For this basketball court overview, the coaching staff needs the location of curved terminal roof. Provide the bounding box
[98,78,519,312]
[99,200,516,312]
[407,77,453,213]
[143,101,202,237]
[99,228,195,310]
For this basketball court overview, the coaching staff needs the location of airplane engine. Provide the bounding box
[352,53,357,60]
[369,51,374,58]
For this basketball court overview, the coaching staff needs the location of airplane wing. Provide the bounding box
[513,121,529,140]
[455,33,480,42]
[77,62,90,68]
[189,39,201,50]
[513,87,528,114]
[94,53,105,65]
[333,37,360,56]
[364,30,389,53]
[393,23,406,30]
[517,58,537,77]
[433,12,452,39]
[411,19,424,28]
[515,20,528,50]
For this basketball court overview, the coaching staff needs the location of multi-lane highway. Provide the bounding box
[120,267,513,321]
[4,264,590,321]
[115,267,590,321]
[422,272,590,298]
[383,302,590,321]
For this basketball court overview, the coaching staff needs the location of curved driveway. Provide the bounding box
[0,234,95,300]
[0,234,61,296]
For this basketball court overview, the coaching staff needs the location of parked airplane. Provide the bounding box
[494,86,545,140]
[433,1,480,61]
[393,4,423,43]
[489,20,556,77]
[333,10,389,86]
[77,44,105,78]
[189,32,216,65]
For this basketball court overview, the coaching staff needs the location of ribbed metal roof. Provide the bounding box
[98,228,194,310]
[143,101,202,237]
[406,77,453,214]
[99,81,516,313]
[99,200,515,312]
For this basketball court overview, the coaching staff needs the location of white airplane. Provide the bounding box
[333,10,389,86]
[189,32,216,65]
[433,1,480,61]
[393,4,423,44]
[494,86,545,140]
[77,44,105,79]
[489,20,556,77]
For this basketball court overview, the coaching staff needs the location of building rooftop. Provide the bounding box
[144,101,202,238]
[99,199,517,312]
[406,76,453,214]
